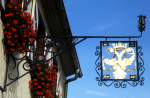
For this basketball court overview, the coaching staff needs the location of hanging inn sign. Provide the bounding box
[67,15,146,88]
[95,15,146,88]
[95,41,145,88]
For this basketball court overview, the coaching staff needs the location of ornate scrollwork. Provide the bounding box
[0,37,66,92]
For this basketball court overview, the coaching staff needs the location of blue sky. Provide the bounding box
[64,0,150,98]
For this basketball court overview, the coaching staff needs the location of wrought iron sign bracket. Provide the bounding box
[47,15,146,88]
[71,33,143,46]
[0,38,66,92]
[70,15,146,46]
[0,15,146,91]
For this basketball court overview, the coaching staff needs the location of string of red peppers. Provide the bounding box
[29,63,58,98]
[1,0,58,98]
[2,0,36,53]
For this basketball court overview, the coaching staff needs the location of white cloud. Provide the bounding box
[93,24,113,32]
[86,90,109,97]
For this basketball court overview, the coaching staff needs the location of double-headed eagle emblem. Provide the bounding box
[103,43,136,79]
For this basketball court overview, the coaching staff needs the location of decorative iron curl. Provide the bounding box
[127,77,144,87]
[95,46,101,77]
[96,78,144,88]
[137,46,145,85]
[138,46,145,76]
[5,54,31,90]
[7,52,30,81]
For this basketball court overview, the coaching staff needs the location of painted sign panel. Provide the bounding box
[100,41,138,81]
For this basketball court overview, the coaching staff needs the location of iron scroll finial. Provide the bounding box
[138,15,146,33]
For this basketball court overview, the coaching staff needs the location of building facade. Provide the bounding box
[0,0,82,98]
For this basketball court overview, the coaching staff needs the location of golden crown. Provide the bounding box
[112,43,127,49]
